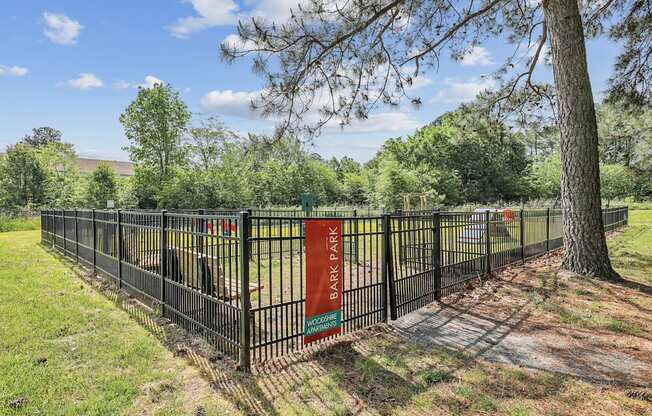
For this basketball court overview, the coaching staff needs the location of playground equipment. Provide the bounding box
[402,192,431,211]
[458,208,514,243]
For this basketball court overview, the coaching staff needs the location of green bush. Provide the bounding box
[0,216,40,232]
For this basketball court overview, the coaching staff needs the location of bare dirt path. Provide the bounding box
[392,250,652,387]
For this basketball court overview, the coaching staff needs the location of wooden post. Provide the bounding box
[239,210,251,371]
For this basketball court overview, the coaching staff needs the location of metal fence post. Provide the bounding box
[91,209,97,274]
[74,209,79,263]
[239,210,252,372]
[396,209,403,264]
[116,209,122,290]
[51,210,56,249]
[545,208,550,252]
[247,208,253,261]
[433,211,442,300]
[160,210,167,317]
[519,209,525,262]
[383,214,397,321]
[485,210,492,274]
[380,215,388,322]
[353,209,359,263]
[62,209,67,256]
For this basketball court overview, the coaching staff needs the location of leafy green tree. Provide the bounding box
[342,172,368,205]
[600,164,636,206]
[85,163,119,208]
[371,158,418,211]
[117,178,139,209]
[372,107,528,204]
[20,127,62,148]
[529,153,562,199]
[119,83,190,190]
[187,116,238,170]
[36,141,83,208]
[597,102,651,168]
[131,165,161,209]
[0,144,48,209]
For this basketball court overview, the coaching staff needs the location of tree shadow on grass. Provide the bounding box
[312,340,424,415]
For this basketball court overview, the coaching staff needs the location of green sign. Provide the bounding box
[304,310,341,337]
[301,193,315,214]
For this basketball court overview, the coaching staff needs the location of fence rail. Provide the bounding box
[40,206,628,370]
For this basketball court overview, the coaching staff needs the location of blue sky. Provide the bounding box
[0,1,624,162]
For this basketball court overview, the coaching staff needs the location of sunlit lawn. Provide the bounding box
[0,230,239,416]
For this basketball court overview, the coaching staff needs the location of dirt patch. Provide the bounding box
[393,250,652,387]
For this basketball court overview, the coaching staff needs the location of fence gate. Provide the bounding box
[388,211,441,318]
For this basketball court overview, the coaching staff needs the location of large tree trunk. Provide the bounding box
[543,0,621,280]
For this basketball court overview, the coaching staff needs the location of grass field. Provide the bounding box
[0,231,240,415]
[1,212,650,415]
[609,210,652,285]
[0,216,40,232]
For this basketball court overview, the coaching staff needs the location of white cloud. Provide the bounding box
[113,80,132,90]
[66,73,104,89]
[0,65,28,77]
[138,75,164,89]
[325,112,423,135]
[170,0,240,38]
[406,75,433,91]
[201,89,258,118]
[432,78,497,104]
[43,12,82,45]
[459,46,493,66]
[113,76,164,90]
[221,33,258,51]
[250,0,304,23]
[172,0,313,37]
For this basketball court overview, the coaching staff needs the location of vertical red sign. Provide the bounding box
[304,219,343,345]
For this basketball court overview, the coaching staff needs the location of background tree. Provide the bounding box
[223,0,649,280]
[600,164,637,207]
[187,116,238,170]
[85,163,119,208]
[369,105,527,204]
[0,144,48,210]
[119,83,190,191]
[20,127,62,148]
[36,141,83,208]
[370,157,418,210]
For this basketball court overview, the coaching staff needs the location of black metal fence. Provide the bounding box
[40,206,628,370]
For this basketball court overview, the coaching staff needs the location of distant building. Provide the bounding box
[75,158,135,177]
[0,152,135,177]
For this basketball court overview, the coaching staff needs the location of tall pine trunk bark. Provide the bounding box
[543,0,620,280]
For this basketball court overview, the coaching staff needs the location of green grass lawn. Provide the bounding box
[0,231,240,416]
[609,210,652,285]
